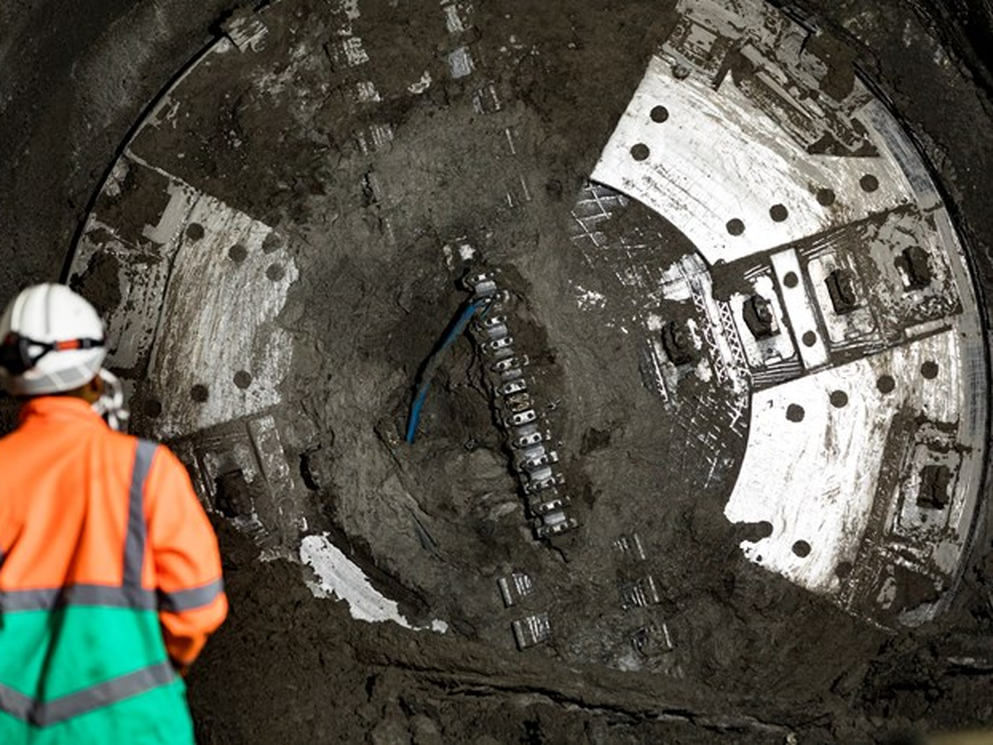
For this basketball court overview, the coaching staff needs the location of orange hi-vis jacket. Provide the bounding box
[0,396,228,743]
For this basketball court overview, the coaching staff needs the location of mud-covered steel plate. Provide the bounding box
[66,0,988,687]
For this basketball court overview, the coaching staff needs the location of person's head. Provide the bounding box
[0,284,107,403]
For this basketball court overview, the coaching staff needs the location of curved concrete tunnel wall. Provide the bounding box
[0,0,254,302]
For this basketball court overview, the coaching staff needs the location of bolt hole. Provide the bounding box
[921,360,939,379]
[769,204,789,222]
[191,384,209,403]
[830,390,849,408]
[877,375,896,394]
[228,244,248,262]
[143,398,162,418]
[792,540,811,558]
[783,271,799,289]
[266,263,286,282]
[726,218,745,236]
[786,404,805,422]
[816,188,836,206]
[650,105,669,123]
[630,143,650,161]
[262,231,283,254]
[234,370,253,389]
[802,330,817,347]
[860,174,879,193]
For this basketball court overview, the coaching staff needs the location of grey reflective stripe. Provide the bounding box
[123,440,157,589]
[0,661,174,727]
[158,578,224,613]
[0,681,32,721]
[0,584,157,612]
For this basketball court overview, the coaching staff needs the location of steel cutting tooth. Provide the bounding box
[499,367,524,382]
[464,271,498,298]
[531,496,571,515]
[527,465,555,484]
[522,450,558,471]
[461,276,577,544]
[492,356,528,374]
[499,378,527,396]
[506,409,537,427]
[511,423,539,441]
[503,393,532,412]
[488,336,514,352]
[517,444,546,461]
[527,472,563,493]
[512,431,545,449]
[537,518,579,538]
[484,323,509,340]
[465,271,493,287]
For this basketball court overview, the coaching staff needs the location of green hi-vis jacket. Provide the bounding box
[0,397,228,742]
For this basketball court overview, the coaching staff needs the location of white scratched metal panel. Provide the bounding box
[146,192,297,439]
[725,329,964,598]
[591,55,914,265]
[72,223,171,372]
[770,249,829,369]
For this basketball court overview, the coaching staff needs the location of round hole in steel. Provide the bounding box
[229,244,248,262]
[630,143,650,161]
[770,204,789,222]
[817,188,836,206]
[234,370,253,389]
[143,398,162,418]
[786,404,805,422]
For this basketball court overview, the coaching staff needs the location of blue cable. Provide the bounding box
[406,299,485,444]
[405,382,432,444]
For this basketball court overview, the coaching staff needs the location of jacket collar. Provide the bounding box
[19,396,107,429]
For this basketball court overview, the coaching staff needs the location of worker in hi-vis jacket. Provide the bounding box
[0,283,227,744]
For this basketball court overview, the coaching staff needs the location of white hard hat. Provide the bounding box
[0,284,107,396]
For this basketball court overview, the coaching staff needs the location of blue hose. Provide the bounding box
[405,300,485,444]
[405,383,432,444]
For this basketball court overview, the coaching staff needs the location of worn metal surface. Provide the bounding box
[591,0,988,625]
[67,34,313,556]
[65,0,988,643]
